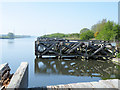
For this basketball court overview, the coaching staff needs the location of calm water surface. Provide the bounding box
[0,38,120,88]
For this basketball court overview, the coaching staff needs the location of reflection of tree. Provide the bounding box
[35,58,120,79]
[8,39,14,44]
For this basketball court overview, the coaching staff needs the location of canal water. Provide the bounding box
[0,37,120,87]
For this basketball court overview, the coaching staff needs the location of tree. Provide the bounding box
[80,30,94,40]
[42,33,80,39]
[96,21,114,40]
[42,33,66,38]
[68,33,80,38]
[112,24,120,41]
[80,28,90,34]
[91,19,107,33]
[7,32,15,39]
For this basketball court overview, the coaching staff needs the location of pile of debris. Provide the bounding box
[0,63,13,89]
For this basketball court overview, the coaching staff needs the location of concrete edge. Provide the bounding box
[47,79,119,89]
[7,62,28,88]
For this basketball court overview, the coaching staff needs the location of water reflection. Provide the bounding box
[35,58,120,80]
[8,39,14,44]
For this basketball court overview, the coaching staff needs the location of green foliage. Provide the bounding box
[91,19,107,33]
[112,24,120,41]
[42,33,66,38]
[80,30,94,40]
[117,53,120,58]
[80,28,89,34]
[41,19,120,41]
[96,21,114,40]
[92,19,120,41]
[42,33,80,39]
[67,33,80,38]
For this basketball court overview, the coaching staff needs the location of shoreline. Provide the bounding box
[0,37,32,39]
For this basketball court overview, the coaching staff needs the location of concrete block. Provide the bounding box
[7,62,28,89]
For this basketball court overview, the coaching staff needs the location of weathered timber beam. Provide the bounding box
[42,43,56,55]
[62,43,75,51]
[0,63,10,81]
[67,43,82,54]
[65,43,79,54]
[89,45,105,57]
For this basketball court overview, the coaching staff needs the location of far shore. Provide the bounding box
[0,36,31,39]
[0,35,32,39]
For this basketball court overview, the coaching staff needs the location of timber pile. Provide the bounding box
[35,37,118,60]
[0,63,13,89]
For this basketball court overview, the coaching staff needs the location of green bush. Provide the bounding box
[117,53,120,58]
[80,30,94,40]
[41,33,80,39]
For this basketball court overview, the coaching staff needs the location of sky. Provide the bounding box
[0,1,119,36]
[118,2,120,24]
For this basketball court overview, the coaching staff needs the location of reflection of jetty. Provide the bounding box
[35,37,117,60]
[35,58,120,79]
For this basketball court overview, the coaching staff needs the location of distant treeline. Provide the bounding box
[42,33,80,40]
[41,19,120,41]
[0,32,31,39]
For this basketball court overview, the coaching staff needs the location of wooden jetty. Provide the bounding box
[35,37,118,60]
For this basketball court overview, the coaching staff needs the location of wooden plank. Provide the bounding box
[65,43,79,54]
[0,63,8,80]
[67,43,81,54]
[89,45,105,57]
[42,43,56,55]
[64,43,77,53]
[62,43,74,52]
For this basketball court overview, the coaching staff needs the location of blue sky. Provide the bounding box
[1,2,118,36]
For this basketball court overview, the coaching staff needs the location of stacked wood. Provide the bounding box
[0,63,13,89]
